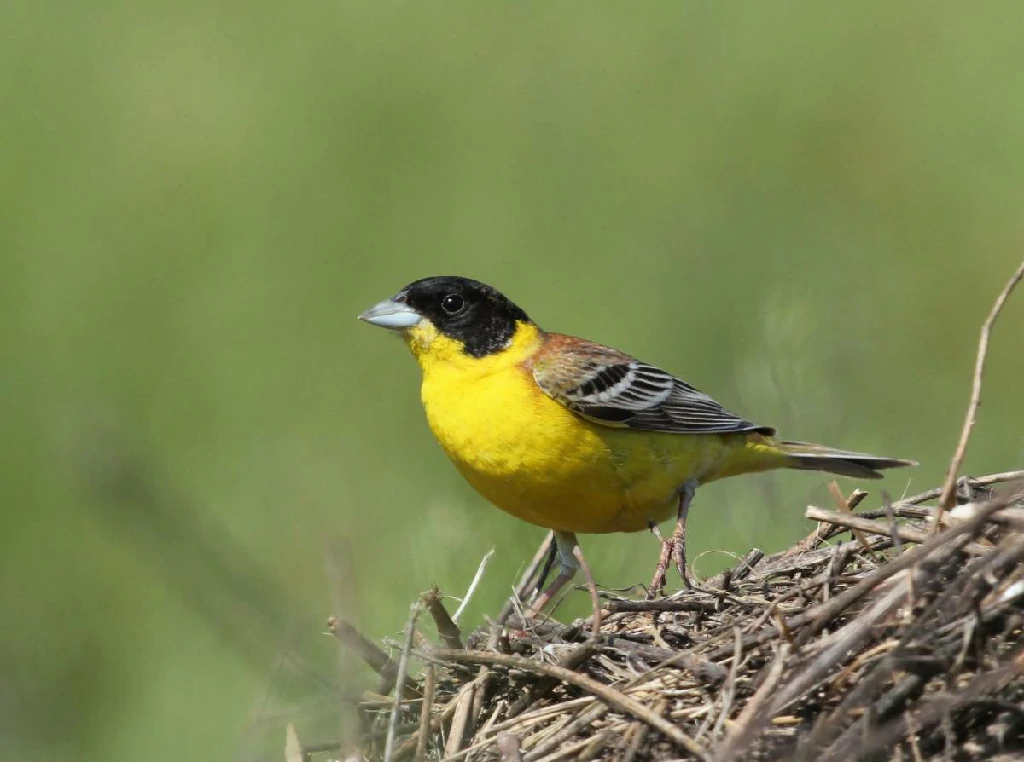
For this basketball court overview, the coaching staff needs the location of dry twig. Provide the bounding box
[423,588,463,650]
[414,665,434,762]
[937,259,1024,523]
[454,548,495,624]
[328,616,419,697]
[384,602,422,762]
[427,648,709,760]
[804,506,991,555]
[347,481,1023,762]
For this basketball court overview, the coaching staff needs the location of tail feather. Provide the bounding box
[778,440,916,480]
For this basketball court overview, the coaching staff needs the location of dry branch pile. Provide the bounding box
[293,262,1024,762]
[312,470,1024,762]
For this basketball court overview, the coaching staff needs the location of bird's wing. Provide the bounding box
[531,335,775,435]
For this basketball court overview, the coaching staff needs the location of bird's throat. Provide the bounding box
[407,320,544,378]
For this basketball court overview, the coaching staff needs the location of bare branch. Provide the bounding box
[937,260,1024,523]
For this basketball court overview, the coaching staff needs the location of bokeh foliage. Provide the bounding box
[2,2,1022,760]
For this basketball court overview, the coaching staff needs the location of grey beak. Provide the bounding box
[358,298,422,330]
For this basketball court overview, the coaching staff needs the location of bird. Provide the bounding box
[359,276,914,612]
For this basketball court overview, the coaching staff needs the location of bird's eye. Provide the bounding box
[441,294,465,315]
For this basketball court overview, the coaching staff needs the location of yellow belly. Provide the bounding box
[421,370,769,534]
[409,322,786,535]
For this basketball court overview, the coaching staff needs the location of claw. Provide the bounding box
[646,479,699,597]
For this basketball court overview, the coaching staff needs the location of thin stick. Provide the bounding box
[805,506,990,555]
[576,728,615,762]
[553,544,604,672]
[495,732,524,762]
[896,470,1024,509]
[790,489,868,554]
[907,710,925,762]
[444,681,477,757]
[327,616,394,675]
[649,650,730,686]
[829,482,874,558]
[454,548,495,623]
[394,675,487,762]
[712,627,743,740]
[285,724,303,762]
[384,602,423,762]
[603,598,718,614]
[327,616,420,696]
[623,700,668,762]
[414,665,435,762]
[713,645,789,762]
[435,698,600,762]
[423,589,463,650]
[522,703,608,762]
[705,548,765,590]
[497,532,555,625]
[937,259,1024,524]
[425,648,709,760]
[574,544,602,642]
[882,491,902,553]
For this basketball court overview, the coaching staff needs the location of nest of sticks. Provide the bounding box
[312,471,1024,762]
[290,263,1024,762]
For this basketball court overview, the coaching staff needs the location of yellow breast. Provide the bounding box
[405,321,776,534]
[404,323,662,532]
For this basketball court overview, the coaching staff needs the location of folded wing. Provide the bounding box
[531,336,775,435]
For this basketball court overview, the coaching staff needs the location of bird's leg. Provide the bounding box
[530,535,559,603]
[499,531,556,626]
[525,531,579,617]
[647,479,698,596]
[646,521,673,599]
[572,542,603,640]
[669,479,698,589]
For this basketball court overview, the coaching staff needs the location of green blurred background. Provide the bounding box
[3,2,1023,759]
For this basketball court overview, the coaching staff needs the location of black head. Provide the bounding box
[397,276,532,357]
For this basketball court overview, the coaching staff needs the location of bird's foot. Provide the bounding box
[647,536,674,599]
[669,529,694,591]
[647,506,695,598]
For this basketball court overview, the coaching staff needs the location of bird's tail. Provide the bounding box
[778,440,916,480]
